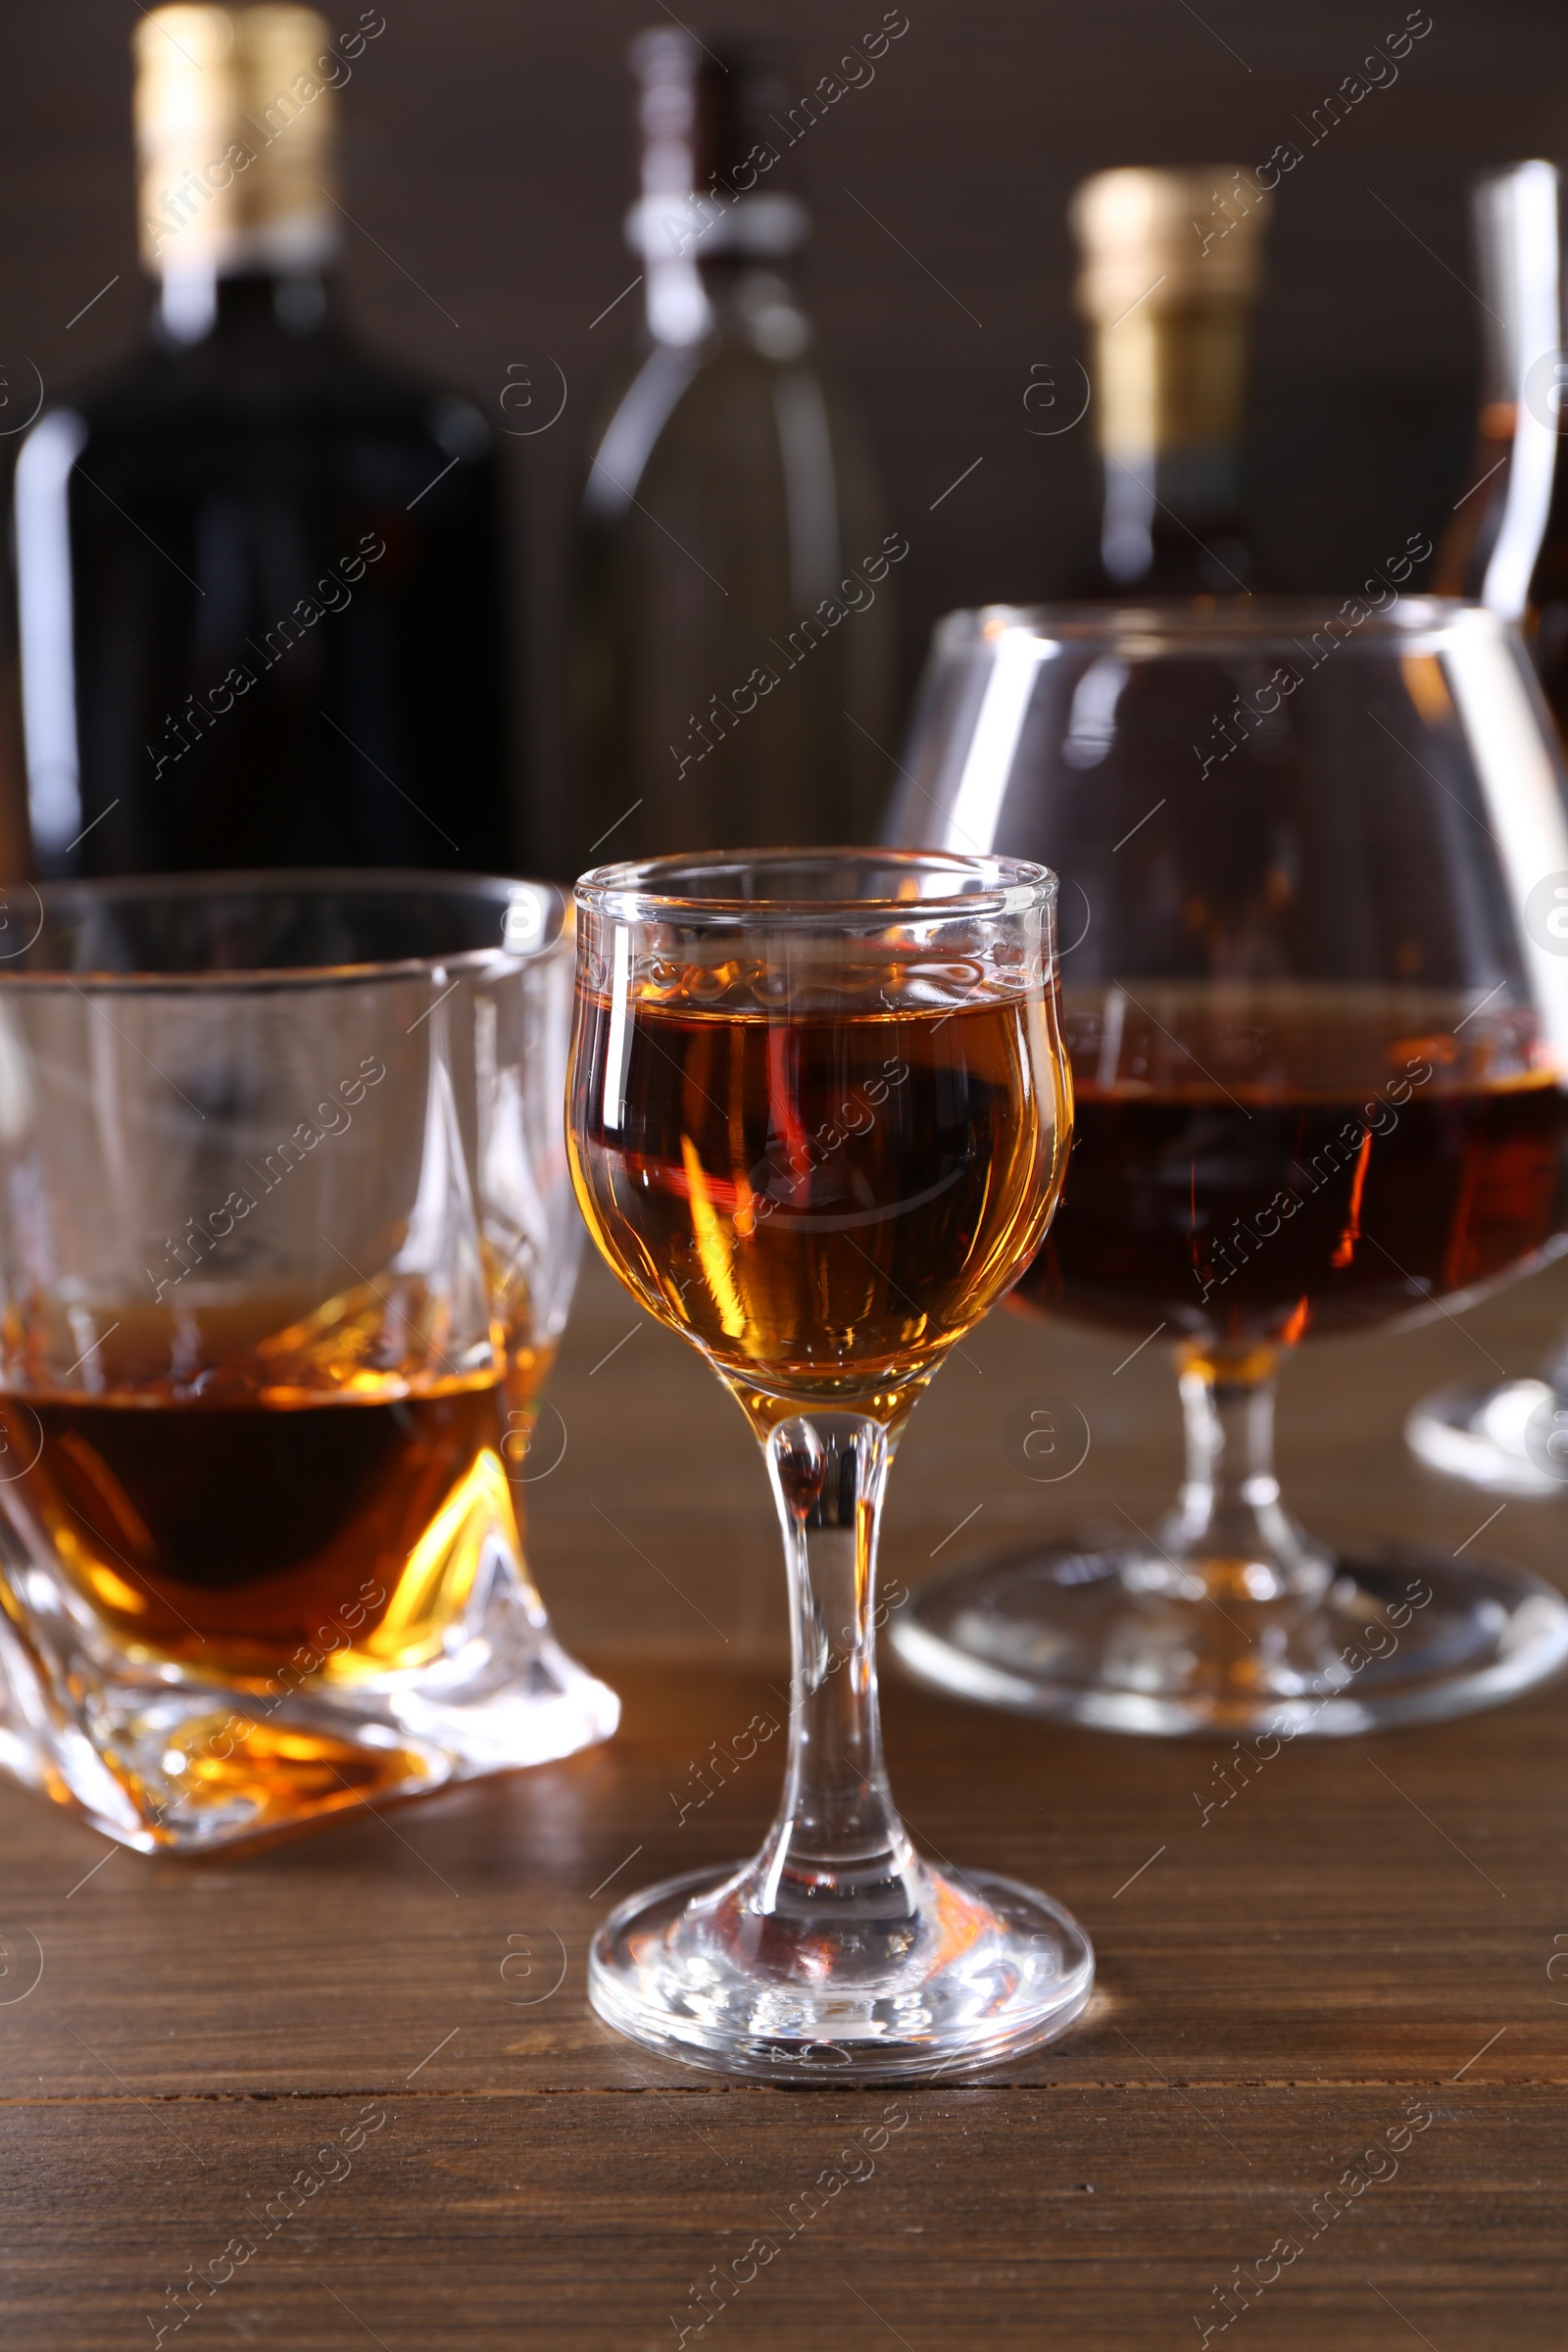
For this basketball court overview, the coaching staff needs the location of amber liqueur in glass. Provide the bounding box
[1014,986,1568,1348]
[568,965,1064,1407]
[0,1296,541,1685]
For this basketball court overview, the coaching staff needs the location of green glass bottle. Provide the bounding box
[570,31,897,872]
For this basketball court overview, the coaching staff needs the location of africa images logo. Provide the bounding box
[1526,870,1568,956]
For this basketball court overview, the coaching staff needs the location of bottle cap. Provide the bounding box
[624,29,808,261]
[134,5,339,276]
[1071,166,1271,317]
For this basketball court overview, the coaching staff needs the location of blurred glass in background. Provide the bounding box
[1413,156,1568,1492]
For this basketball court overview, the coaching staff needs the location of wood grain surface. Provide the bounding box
[5,1248,1568,2346]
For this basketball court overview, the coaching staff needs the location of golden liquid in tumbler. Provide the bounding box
[0,1278,551,1830]
[0,1277,549,1682]
[6,1378,515,1670]
[569,977,1063,1409]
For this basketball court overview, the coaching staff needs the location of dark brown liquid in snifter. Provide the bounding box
[1013,984,1567,1348]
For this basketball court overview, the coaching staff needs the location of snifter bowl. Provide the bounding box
[884,598,1568,1736]
[0,869,615,1851]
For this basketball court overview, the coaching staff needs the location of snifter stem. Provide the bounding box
[1163,1344,1329,1599]
[758,1414,918,1923]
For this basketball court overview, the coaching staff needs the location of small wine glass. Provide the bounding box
[567,848,1093,2080]
[884,599,1568,1736]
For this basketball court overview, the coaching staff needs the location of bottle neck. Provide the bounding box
[1087,298,1252,588]
[630,187,809,349]
[642,246,808,355]
[152,266,335,350]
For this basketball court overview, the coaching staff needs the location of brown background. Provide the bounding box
[5,0,1568,868]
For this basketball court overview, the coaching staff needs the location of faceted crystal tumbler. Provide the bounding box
[0,872,616,1850]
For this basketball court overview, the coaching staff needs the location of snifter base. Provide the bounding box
[588,1859,1094,2082]
[0,1552,618,1853]
[893,1544,1568,1738]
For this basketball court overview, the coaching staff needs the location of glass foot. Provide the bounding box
[891,1541,1568,1737]
[588,1858,1094,2082]
[1405,1378,1568,1496]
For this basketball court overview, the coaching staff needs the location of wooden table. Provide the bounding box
[5,1247,1568,2348]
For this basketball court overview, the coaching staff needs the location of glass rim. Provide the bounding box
[573,846,1059,923]
[0,867,572,989]
[936,595,1508,655]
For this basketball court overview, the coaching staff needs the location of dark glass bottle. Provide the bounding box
[14,3,512,879]
[569,31,895,874]
[1433,160,1568,739]
[1070,167,1272,596]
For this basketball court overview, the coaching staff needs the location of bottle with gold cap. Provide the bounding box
[1070,167,1271,594]
[14,5,511,878]
[569,29,895,873]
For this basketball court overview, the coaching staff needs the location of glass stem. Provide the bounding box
[755,1412,919,1924]
[1161,1346,1329,1597]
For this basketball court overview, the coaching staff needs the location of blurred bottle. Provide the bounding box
[1071,166,1271,595]
[14,3,512,879]
[1434,161,1568,737]
[570,30,895,871]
